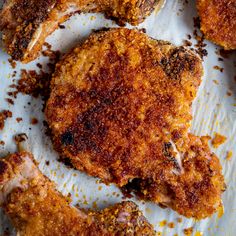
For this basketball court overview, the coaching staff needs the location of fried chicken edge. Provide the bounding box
[0,0,164,62]
[0,151,155,235]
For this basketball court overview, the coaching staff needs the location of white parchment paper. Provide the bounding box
[0,1,236,235]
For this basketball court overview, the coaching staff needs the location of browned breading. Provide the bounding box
[0,0,164,63]
[197,0,236,50]
[0,152,155,235]
[16,69,51,98]
[45,28,225,219]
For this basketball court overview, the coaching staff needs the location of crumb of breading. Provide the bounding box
[192,17,208,59]
[8,58,17,69]
[45,160,50,166]
[16,117,23,123]
[159,220,167,227]
[0,110,12,130]
[5,98,14,105]
[0,140,5,145]
[31,118,38,125]
[213,66,224,73]
[14,133,28,144]
[177,217,182,223]
[17,69,51,99]
[167,222,175,228]
[212,133,227,148]
[184,227,193,235]
[226,151,233,161]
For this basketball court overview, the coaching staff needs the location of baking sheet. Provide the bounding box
[0,0,236,235]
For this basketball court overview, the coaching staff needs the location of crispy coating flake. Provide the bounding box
[0,152,155,235]
[0,0,164,62]
[212,133,227,148]
[197,0,236,50]
[45,28,225,219]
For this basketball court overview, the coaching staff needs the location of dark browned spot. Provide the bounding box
[0,161,8,175]
[61,131,74,145]
[160,47,197,80]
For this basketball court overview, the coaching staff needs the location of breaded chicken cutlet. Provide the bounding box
[45,28,225,219]
[197,0,236,50]
[0,0,164,63]
[0,151,155,235]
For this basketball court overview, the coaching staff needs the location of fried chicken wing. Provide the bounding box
[0,0,164,63]
[45,28,225,219]
[197,0,236,50]
[0,151,155,235]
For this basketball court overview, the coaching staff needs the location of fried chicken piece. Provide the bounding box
[197,0,236,50]
[0,0,164,63]
[0,110,12,130]
[0,151,155,235]
[45,28,225,219]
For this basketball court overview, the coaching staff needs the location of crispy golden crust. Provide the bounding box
[197,0,236,50]
[91,201,154,235]
[0,152,155,235]
[45,28,225,219]
[0,0,163,62]
[0,0,56,61]
[140,134,225,219]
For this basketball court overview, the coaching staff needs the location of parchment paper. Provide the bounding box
[0,1,236,235]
